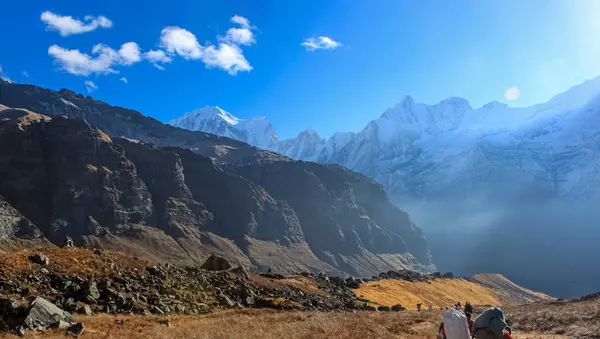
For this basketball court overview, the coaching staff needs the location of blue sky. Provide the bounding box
[1,0,599,139]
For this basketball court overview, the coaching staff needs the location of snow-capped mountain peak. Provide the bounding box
[168,106,278,149]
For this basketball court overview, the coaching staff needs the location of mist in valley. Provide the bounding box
[402,193,600,298]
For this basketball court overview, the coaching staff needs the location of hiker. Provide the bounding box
[438,322,445,339]
[63,235,74,248]
[458,302,462,309]
[428,305,433,311]
[466,312,474,336]
[473,307,511,339]
[417,303,422,312]
[439,308,470,339]
[464,301,473,314]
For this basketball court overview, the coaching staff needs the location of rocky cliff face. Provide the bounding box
[0,98,432,276]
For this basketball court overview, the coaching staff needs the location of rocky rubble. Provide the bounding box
[0,248,367,334]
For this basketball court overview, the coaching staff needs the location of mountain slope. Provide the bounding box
[0,99,432,276]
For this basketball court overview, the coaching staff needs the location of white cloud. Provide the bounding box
[222,15,255,45]
[301,36,342,51]
[223,27,255,46]
[119,77,128,83]
[231,15,251,28]
[159,26,203,59]
[48,42,142,76]
[41,11,112,36]
[144,49,172,70]
[504,87,520,101]
[203,43,252,75]
[21,71,30,78]
[84,80,97,92]
[118,42,141,65]
[158,19,255,75]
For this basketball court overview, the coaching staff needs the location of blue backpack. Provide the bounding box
[473,307,507,336]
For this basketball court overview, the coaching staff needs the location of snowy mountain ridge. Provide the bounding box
[167,76,600,205]
[168,106,279,149]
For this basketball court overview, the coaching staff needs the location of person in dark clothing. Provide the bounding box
[464,301,473,314]
[466,312,474,336]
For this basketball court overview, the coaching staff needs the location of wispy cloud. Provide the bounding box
[48,42,142,76]
[41,11,112,36]
[119,77,128,84]
[157,15,256,75]
[504,87,520,101]
[144,50,172,70]
[301,36,342,51]
[21,71,30,78]
[84,80,97,92]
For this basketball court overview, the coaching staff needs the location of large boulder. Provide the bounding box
[23,297,72,331]
[29,253,49,266]
[201,254,232,271]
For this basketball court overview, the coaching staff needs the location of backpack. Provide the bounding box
[474,307,507,337]
[442,308,471,339]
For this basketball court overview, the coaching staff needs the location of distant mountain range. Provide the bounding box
[168,77,600,297]
[0,79,432,278]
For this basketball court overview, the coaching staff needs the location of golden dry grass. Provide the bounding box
[473,274,552,304]
[0,309,571,339]
[355,278,502,310]
[0,247,149,279]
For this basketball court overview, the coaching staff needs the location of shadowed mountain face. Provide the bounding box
[0,88,432,276]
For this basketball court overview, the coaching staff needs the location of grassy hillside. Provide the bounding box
[354,275,551,310]
[355,278,502,310]
[472,273,552,304]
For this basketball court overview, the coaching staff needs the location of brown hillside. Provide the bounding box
[472,273,552,305]
[355,278,501,310]
[354,274,550,310]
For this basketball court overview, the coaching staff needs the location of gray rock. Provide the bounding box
[85,281,100,302]
[15,326,25,337]
[23,297,72,331]
[51,320,71,329]
[391,304,406,311]
[244,296,255,306]
[29,253,50,266]
[377,305,391,312]
[67,322,85,336]
[78,305,93,316]
[150,305,165,315]
[201,254,231,271]
[217,294,235,307]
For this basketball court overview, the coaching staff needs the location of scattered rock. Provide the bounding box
[345,277,360,289]
[391,304,406,311]
[442,272,454,278]
[201,254,231,271]
[229,266,249,279]
[23,297,72,331]
[67,322,85,336]
[218,294,236,307]
[156,319,171,327]
[15,326,25,337]
[77,305,93,316]
[51,320,71,329]
[377,305,391,312]
[29,253,50,266]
